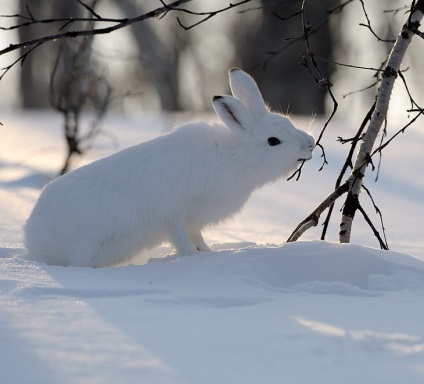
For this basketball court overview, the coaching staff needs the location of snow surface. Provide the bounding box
[1,112,424,383]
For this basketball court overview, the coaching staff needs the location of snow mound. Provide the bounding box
[142,241,424,296]
[221,241,424,294]
[13,240,424,299]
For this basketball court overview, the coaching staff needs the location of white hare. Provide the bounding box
[24,68,315,267]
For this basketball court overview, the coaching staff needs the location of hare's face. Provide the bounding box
[253,113,315,171]
[212,68,315,179]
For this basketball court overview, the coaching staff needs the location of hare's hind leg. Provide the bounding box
[190,231,212,252]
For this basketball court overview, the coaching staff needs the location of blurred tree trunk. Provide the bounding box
[18,0,48,108]
[18,0,183,111]
[233,0,338,115]
[115,0,182,111]
[18,1,81,108]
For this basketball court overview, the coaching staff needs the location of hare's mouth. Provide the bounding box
[298,144,314,162]
[298,155,312,162]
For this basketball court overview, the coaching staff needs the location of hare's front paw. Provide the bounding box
[171,228,199,256]
[190,231,212,252]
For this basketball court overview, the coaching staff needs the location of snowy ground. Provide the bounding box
[1,111,424,383]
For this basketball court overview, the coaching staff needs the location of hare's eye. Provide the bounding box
[268,137,282,146]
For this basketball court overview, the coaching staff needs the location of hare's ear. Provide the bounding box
[229,68,268,119]
[212,95,253,132]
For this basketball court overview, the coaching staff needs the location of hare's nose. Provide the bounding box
[306,135,316,149]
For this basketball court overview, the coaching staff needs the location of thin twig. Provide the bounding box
[371,110,424,156]
[359,0,396,43]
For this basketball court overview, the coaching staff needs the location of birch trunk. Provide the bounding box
[339,1,424,243]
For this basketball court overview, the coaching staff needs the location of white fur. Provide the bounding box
[24,68,315,267]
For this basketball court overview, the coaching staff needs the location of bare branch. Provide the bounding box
[383,5,410,15]
[342,79,379,99]
[327,0,355,15]
[320,101,376,240]
[410,26,424,39]
[0,7,123,31]
[374,117,388,181]
[299,0,338,171]
[371,111,424,156]
[357,202,389,250]
[316,143,328,172]
[361,184,389,249]
[271,9,302,23]
[359,0,396,43]
[287,182,350,242]
[76,0,102,19]
[0,0,193,56]
[0,42,42,80]
[263,18,329,68]
[283,0,339,180]
[169,0,254,30]
[397,70,423,111]
[239,0,303,14]
[312,54,386,73]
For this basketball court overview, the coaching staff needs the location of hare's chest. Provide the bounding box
[187,188,252,227]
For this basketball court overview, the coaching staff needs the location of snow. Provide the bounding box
[1,111,424,383]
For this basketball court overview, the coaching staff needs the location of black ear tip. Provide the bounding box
[212,95,223,101]
[230,67,240,73]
